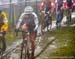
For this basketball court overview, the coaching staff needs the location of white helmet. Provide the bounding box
[24,6,33,14]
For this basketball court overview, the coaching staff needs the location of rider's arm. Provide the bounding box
[16,13,25,29]
[32,12,39,31]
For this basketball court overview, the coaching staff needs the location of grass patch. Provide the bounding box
[5,32,16,46]
[5,31,22,46]
[47,27,75,58]
[49,45,75,58]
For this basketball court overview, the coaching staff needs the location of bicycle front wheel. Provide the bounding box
[25,37,31,59]
[0,38,5,55]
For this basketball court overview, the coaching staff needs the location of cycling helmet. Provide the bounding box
[24,6,33,14]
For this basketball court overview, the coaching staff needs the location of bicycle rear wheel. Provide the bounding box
[0,38,4,59]
[0,38,4,54]
[21,31,31,59]
[20,39,31,59]
[24,36,31,59]
[20,41,24,59]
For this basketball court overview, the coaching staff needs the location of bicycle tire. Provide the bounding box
[20,33,31,59]
[27,36,31,59]
[0,37,4,59]
[24,34,31,59]
[24,39,27,59]
[0,37,4,54]
[20,41,24,59]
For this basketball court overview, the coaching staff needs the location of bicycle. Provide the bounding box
[0,32,6,59]
[42,12,52,33]
[20,24,32,59]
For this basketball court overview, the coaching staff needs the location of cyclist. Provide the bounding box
[16,6,39,59]
[0,10,8,52]
[66,0,73,23]
[56,0,63,28]
[41,0,52,31]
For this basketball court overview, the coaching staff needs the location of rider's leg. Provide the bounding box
[69,9,72,22]
[57,11,63,28]
[2,35,6,52]
[59,11,63,27]
[49,16,52,30]
[56,13,60,28]
[42,17,46,33]
[30,31,37,59]
[67,8,72,24]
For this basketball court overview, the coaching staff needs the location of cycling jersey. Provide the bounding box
[42,0,51,13]
[0,11,8,32]
[67,0,73,9]
[16,12,39,31]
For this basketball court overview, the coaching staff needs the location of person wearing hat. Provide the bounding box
[16,6,39,59]
[0,10,8,52]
